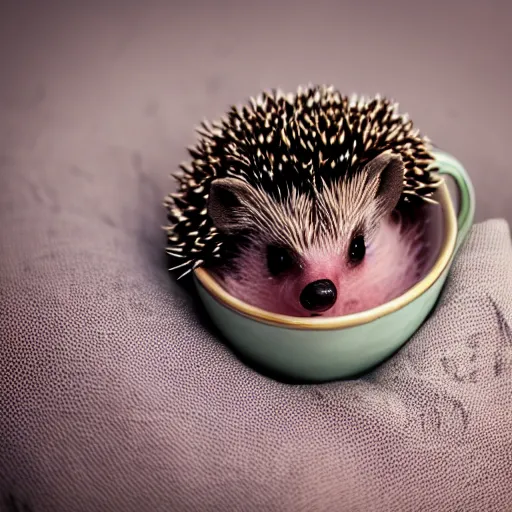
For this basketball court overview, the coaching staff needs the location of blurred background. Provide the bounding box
[0,0,511,224]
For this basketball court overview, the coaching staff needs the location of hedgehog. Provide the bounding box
[163,84,443,318]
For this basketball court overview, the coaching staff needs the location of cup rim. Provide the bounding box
[193,180,457,330]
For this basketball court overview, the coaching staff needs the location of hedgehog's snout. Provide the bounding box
[299,279,337,313]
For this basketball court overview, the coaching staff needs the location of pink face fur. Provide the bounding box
[213,211,427,317]
[207,151,429,318]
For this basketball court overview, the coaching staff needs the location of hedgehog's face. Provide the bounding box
[207,151,412,318]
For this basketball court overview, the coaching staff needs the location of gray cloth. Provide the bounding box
[2,166,512,511]
[2,0,512,510]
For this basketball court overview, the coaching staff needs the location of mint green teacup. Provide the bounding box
[193,149,475,382]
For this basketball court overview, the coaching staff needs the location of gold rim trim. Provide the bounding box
[193,182,456,330]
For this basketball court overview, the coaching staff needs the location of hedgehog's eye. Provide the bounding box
[266,244,294,276]
[348,235,366,265]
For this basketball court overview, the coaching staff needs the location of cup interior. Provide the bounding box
[415,197,446,283]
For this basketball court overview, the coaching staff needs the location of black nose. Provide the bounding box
[300,279,337,312]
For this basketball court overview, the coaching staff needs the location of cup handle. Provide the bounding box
[431,149,476,252]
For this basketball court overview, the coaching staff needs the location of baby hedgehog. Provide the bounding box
[163,84,442,318]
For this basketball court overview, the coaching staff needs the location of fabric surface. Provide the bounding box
[2,1,512,511]
[2,200,512,512]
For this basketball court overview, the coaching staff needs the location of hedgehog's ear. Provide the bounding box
[364,151,405,214]
[207,177,256,234]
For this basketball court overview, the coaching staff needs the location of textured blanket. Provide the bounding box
[1,158,512,511]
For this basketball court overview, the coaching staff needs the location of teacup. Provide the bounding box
[193,149,475,382]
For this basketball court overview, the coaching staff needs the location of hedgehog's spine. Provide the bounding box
[164,85,441,278]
